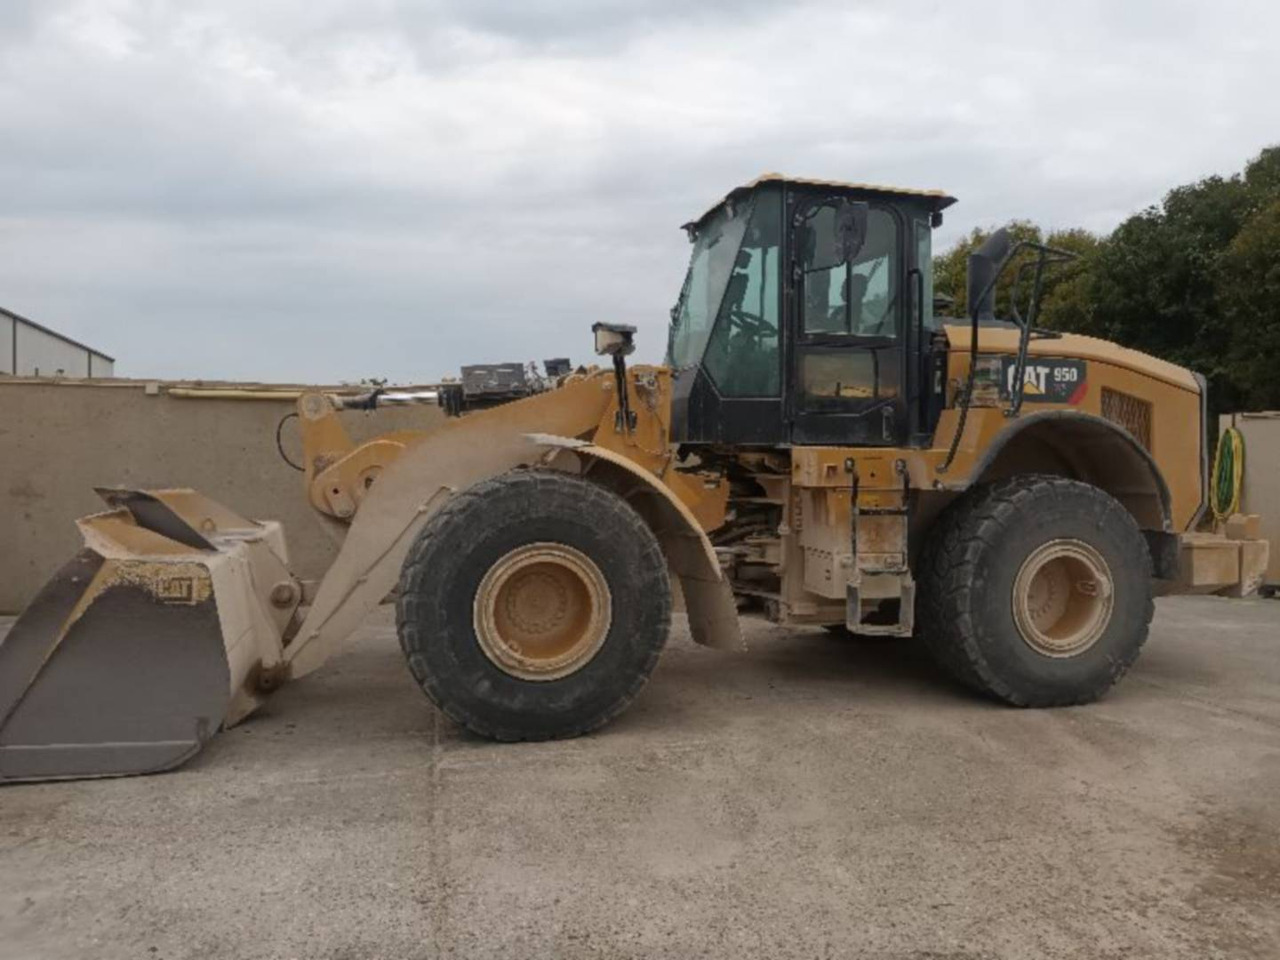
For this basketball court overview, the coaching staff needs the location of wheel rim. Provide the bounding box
[1012,539,1114,658]
[473,542,612,681]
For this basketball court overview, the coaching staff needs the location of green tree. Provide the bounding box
[1219,197,1280,410]
[933,221,1101,330]
[1032,228,1103,334]
[933,220,1043,320]
[934,145,1280,414]
[1243,145,1280,203]
[1088,149,1278,411]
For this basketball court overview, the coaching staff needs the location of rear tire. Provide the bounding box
[396,469,671,741]
[917,475,1153,706]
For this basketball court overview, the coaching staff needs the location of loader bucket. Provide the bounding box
[0,489,298,783]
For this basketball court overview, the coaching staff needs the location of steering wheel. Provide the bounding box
[726,309,772,340]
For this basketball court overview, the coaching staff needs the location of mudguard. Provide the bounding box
[531,436,743,652]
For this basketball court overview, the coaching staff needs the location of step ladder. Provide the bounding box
[846,457,914,636]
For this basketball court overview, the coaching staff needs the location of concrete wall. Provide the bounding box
[0,378,445,613]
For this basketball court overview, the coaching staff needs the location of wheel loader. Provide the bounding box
[0,174,1268,782]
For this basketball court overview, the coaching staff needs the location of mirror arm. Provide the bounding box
[1005,245,1076,417]
[939,240,1030,473]
[1006,254,1048,418]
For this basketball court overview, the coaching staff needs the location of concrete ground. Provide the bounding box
[1,595,1278,960]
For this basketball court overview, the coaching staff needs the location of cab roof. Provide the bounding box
[693,172,957,226]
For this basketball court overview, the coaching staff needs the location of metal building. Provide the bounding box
[0,306,114,377]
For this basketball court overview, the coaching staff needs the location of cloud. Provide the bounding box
[0,0,1277,381]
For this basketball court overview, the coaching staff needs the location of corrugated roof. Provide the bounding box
[693,172,957,224]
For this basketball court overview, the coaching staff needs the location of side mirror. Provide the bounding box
[967,228,1013,321]
[834,200,869,263]
[800,199,870,271]
[592,322,636,357]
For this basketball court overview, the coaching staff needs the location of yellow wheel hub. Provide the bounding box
[473,542,612,681]
[1012,539,1114,658]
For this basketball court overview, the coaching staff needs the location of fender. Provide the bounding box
[284,378,617,678]
[532,435,744,652]
[964,409,1174,532]
[285,422,742,678]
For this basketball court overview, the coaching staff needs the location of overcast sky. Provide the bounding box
[1,0,1277,383]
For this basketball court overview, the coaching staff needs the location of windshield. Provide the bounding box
[666,196,753,368]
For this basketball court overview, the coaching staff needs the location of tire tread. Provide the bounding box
[916,474,1154,706]
[396,469,671,741]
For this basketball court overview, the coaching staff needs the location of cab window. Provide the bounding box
[802,207,900,338]
[916,218,937,330]
[703,187,783,397]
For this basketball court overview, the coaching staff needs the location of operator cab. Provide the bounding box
[666,174,956,447]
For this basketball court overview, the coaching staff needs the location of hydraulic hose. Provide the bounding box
[275,412,305,472]
[1210,426,1245,522]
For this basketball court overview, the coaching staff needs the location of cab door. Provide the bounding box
[787,194,908,446]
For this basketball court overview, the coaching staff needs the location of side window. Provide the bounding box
[801,207,900,338]
[916,218,937,331]
[703,188,782,397]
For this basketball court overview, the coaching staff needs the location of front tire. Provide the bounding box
[917,475,1153,706]
[396,469,671,741]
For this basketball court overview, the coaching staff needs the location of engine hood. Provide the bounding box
[941,322,1199,393]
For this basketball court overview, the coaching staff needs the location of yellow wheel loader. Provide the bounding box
[0,174,1268,781]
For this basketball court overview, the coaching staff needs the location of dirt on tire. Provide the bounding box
[916,474,1154,706]
[396,469,672,741]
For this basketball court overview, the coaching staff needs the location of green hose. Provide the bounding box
[1210,426,1245,522]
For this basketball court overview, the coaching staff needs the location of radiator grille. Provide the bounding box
[1101,388,1152,450]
